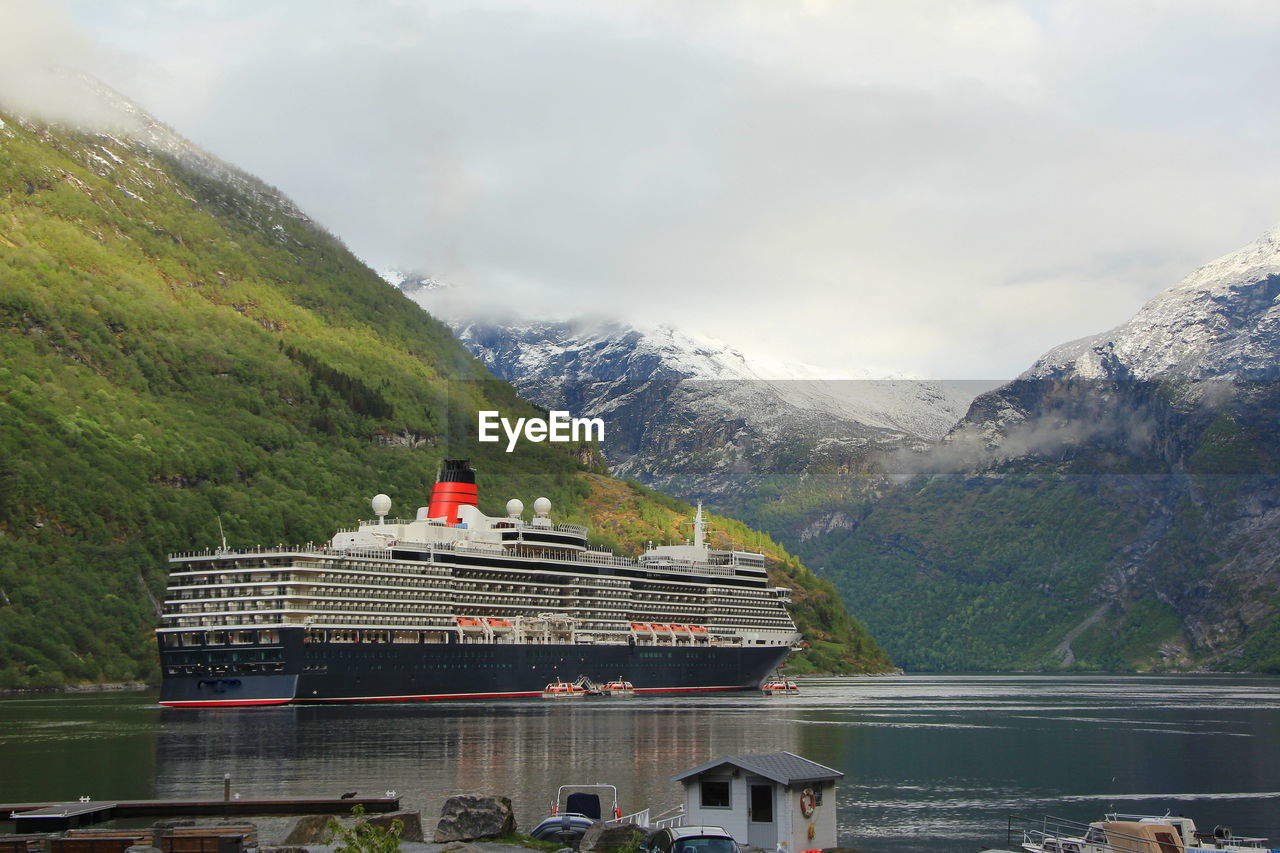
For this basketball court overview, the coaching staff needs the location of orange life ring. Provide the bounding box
[799,788,817,818]
[614,806,623,820]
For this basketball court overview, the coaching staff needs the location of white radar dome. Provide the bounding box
[506,498,524,518]
[533,497,552,517]
[371,494,392,517]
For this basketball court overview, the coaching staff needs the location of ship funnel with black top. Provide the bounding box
[427,459,478,525]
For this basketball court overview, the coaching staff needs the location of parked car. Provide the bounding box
[644,826,740,853]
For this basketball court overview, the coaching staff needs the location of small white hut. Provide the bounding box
[671,752,844,853]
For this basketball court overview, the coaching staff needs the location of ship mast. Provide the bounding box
[693,501,705,550]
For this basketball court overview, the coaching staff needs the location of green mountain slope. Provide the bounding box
[0,109,888,687]
[802,379,1280,673]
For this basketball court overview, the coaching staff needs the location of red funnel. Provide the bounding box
[426,459,478,525]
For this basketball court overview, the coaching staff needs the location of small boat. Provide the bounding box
[541,679,587,698]
[601,679,635,695]
[529,785,625,845]
[760,679,798,695]
[1016,813,1270,853]
[1105,814,1270,853]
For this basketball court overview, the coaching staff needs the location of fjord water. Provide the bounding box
[2,675,1278,853]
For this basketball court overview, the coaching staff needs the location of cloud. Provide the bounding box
[43,1,1280,378]
[0,0,126,127]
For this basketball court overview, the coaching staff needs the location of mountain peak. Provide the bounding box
[1025,223,1280,383]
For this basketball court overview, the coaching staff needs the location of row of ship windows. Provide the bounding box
[165,586,785,611]
[166,617,795,637]
[168,602,784,625]
[171,603,745,623]
[163,604,783,630]
[459,569,629,589]
[161,624,793,651]
[162,630,280,647]
[167,588,744,611]
[176,563,757,596]
[168,572,783,601]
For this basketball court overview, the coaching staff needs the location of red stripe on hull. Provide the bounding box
[159,698,293,708]
[162,685,750,707]
[314,690,543,702]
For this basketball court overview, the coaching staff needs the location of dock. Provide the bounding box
[7,805,117,834]
[4,798,399,832]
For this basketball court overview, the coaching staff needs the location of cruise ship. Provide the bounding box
[157,461,801,706]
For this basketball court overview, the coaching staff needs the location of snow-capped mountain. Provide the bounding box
[944,224,1280,457]
[451,317,975,439]
[1027,223,1280,384]
[391,281,977,505]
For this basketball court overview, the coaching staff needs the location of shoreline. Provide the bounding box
[0,681,152,697]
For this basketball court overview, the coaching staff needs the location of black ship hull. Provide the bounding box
[158,630,791,706]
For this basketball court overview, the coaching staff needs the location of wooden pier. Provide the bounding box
[3,797,399,832]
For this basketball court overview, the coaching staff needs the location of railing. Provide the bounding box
[651,806,685,830]
[171,540,754,580]
[612,806,686,830]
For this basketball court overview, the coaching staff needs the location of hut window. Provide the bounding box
[701,779,731,808]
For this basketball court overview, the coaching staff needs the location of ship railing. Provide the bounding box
[170,545,331,560]
[171,543,742,580]
[638,557,736,577]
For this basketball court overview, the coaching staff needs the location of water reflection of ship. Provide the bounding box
[440,703,806,821]
[154,701,804,826]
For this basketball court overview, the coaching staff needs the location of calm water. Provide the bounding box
[1,675,1278,853]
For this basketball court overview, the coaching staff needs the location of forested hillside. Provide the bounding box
[0,107,888,688]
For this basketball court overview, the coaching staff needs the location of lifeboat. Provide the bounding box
[541,679,587,698]
[601,679,635,695]
[760,679,799,695]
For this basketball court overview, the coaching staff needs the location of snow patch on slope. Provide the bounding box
[1027,223,1280,383]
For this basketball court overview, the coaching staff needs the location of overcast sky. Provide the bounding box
[12,1,1280,378]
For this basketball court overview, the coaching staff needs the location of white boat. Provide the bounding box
[1017,814,1270,853]
[1105,813,1270,853]
[530,785,626,844]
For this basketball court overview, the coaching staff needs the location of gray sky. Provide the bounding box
[13,0,1280,378]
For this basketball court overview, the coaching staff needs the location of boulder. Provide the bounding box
[282,814,332,846]
[579,822,644,853]
[440,844,487,853]
[433,794,517,842]
[368,810,423,843]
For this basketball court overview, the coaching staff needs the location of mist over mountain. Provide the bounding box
[395,280,982,526]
